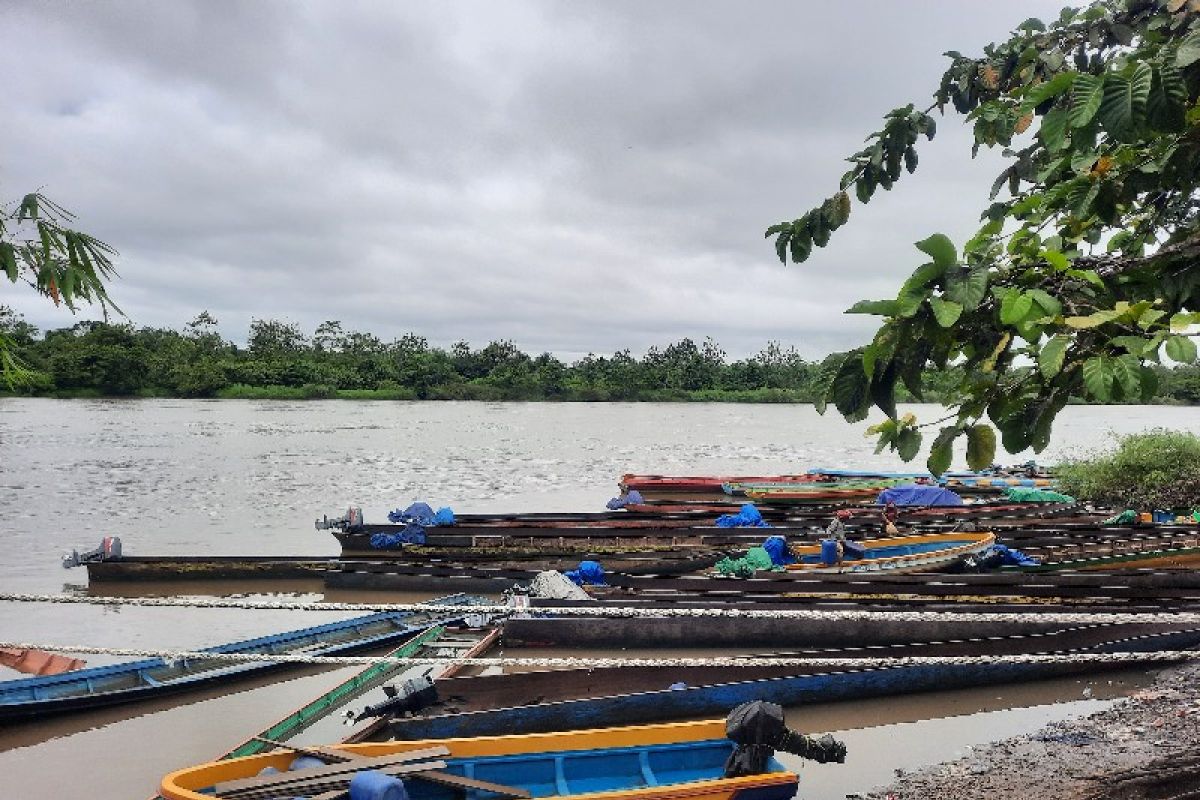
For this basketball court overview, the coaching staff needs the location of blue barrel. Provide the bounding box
[820,539,840,565]
[349,770,410,800]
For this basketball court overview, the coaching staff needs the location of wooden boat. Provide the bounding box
[783,531,996,573]
[379,625,1200,741]
[160,719,800,800]
[0,647,85,676]
[724,478,906,496]
[0,597,486,721]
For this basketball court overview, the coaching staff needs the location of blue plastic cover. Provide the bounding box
[370,525,427,549]
[433,507,456,526]
[987,543,1041,566]
[606,490,645,510]
[715,503,773,528]
[876,484,964,507]
[387,503,455,527]
[761,535,794,566]
[564,560,608,586]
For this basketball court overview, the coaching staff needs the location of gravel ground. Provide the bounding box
[860,661,1200,800]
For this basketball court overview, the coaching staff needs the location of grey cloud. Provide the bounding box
[2,0,1068,361]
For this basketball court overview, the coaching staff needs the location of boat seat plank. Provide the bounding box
[213,746,449,795]
[411,769,533,798]
[221,760,447,800]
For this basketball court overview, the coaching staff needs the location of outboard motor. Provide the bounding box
[62,536,122,569]
[723,700,847,777]
[354,673,437,721]
[315,507,365,532]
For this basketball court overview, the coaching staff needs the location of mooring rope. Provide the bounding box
[0,641,1196,669]
[5,593,1200,625]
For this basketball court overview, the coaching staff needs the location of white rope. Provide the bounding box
[0,641,1196,669]
[5,593,1200,625]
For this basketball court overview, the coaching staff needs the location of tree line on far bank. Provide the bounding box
[2,306,1198,404]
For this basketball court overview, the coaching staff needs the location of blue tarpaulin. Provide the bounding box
[564,560,607,586]
[761,535,794,566]
[715,503,773,528]
[987,543,1041,567]
[387,503,455,526]
[876,484,964,507]
[606,490,645,510]
[370,527,427,549]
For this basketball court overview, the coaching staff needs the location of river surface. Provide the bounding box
[1,399,1197,798]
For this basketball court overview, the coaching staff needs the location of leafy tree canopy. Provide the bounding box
[1,193,119,385]
[769,0,1200,473]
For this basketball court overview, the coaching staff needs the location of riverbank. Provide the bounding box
[863,659,1200,800]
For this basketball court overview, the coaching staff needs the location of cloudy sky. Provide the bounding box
[2,1,1068,361]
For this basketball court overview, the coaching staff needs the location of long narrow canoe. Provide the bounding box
[161,719,800,800]
[381,626,1200,741]
[784,531,997,574]
[0,595,487,721]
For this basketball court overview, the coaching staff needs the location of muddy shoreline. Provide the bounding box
[862,660,1200,800]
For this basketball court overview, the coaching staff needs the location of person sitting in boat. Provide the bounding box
[825,509,852,563]
[881,501,900,536]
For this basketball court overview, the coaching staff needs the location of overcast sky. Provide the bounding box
[1,1,1069,361]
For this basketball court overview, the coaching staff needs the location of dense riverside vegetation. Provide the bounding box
[1057,430,1200,508]
[2,306,1198,403]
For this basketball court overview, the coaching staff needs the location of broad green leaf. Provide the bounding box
[1068,73,1104,128]
[0,243,16,282]
[1028,289,1062,318]
[1038,106,1069,151]
[928,297,963,327]
[1042,249,1070,271]
[926,426,958,476]
[914,233,957,273]
[1022,72,1076,112]
[965,425,997,472]
[944,266,990,310]
[1139,366,1160,402]
[902,261,944,291]
[831,352,872,421]
[1177,30,1200,68]
[1165,335,1198,364]
[1136,307,1167,329]
[1039,334,1069,378]
[1170,312,1197,333]
[1112,354,1142,397]
[1097,65,1151,140]
[1148,64,1187,131]
[1000,291,1034,325]
[846,299,900,316]
[896,427,922,462]
[1112,335,1148,356]
[1064,309,1120,328]
[1081,355,1114,401]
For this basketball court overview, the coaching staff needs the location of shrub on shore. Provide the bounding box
[1056,430,1200,510]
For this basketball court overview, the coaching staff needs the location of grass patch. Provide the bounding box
[1056,429,1200,510]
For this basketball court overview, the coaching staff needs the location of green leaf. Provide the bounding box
[1170,312,1197,333]
[1022,72,1076,113]
[928,297,963,327]
[1000,291,1034,325]
[914,233,957,273]
[1039,334,1069,378]
[1112,354,1142,398]
[926,427,958,476]
[1038,106,1070,152]
[1068,73,1104,128]
[1065,309,1120,328]
[965,425,996,472]
[1097,65,1151,140]
[830,352,872,422]
[1081,355,1114,401]
[943,266,989,311]
[1112,335,1148,356]
[0,243,16,282]
[846,299,900,316]
[1042,249,1070,271]
[1028,289,1062,319]
[1165,335,1198,364]
[896,427,922,462]
[1148,64,1187,131]
[1177,30,1200,68]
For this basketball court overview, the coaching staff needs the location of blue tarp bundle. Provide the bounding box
[987,543,1041,567]
[876,484,964,507]
[564,560,607,586]
[387,502,456,526]
[761,535,794,566]
[606,490,645,510]
[370,527,427,549]
[715,503,773,528]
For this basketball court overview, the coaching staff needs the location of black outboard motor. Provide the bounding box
[315,507,365,532]
[723,700,847,777]
[62,537,122,569]
[354,673,438,721]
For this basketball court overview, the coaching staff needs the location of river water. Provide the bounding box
[1,399,1197,798]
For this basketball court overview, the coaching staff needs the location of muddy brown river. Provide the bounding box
[2,399,1196,798]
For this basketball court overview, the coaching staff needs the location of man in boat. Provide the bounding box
[881,501,900,536]
[825,509,851,563]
